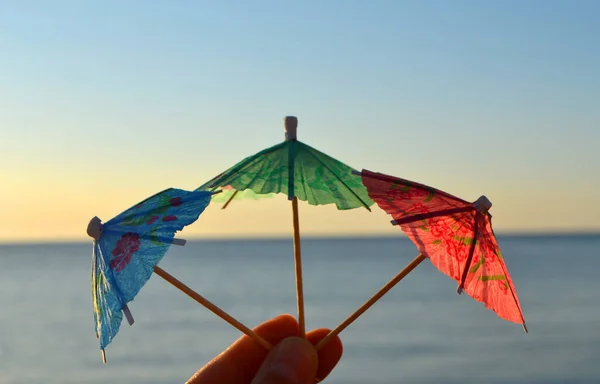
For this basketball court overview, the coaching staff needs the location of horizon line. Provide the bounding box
[1,230,599,246]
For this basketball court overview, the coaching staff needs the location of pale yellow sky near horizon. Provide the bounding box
[1,162,598,244]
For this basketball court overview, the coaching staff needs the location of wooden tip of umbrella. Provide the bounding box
[473,195,492,214]
[87,216,103,240]
[523,322,529,333]
[284,116,297,141]
[101,349,106,364]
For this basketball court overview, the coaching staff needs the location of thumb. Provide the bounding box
[251,337,318,384]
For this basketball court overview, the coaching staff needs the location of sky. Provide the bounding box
[1,0,599,243]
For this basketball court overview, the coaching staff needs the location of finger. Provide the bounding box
[187,314,299,384]
[251,337,318,384]
[306,329,344,381]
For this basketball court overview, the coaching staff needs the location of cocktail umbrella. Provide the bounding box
[197,116,374,336]
[87,187,271,363]
[316,169,527,350]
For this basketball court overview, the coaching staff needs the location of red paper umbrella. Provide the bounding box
[316,169,526,350]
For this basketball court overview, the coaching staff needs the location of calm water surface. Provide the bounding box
[1,235,599,383]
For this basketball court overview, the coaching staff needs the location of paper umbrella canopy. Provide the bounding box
[87,188,213,362]
[196,116,374,336]
[357,169,527,330]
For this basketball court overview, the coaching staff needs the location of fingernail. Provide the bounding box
[252,337,318,384]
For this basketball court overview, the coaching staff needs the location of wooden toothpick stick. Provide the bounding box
[151,234,272,350]
[153,265,272,350]
[221,189,238,210]
[285,116,306,338]
[291,196,306,338]
[315,253,427,351]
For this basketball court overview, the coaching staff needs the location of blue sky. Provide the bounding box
[1,1,599,241]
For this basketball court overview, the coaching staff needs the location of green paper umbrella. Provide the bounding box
[197,116,374,336]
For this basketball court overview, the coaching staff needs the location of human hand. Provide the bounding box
[187,314,343,384]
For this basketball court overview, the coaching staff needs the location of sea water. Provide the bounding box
[1,235,599,383]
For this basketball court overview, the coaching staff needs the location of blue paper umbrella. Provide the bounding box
[87,188,212,363]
